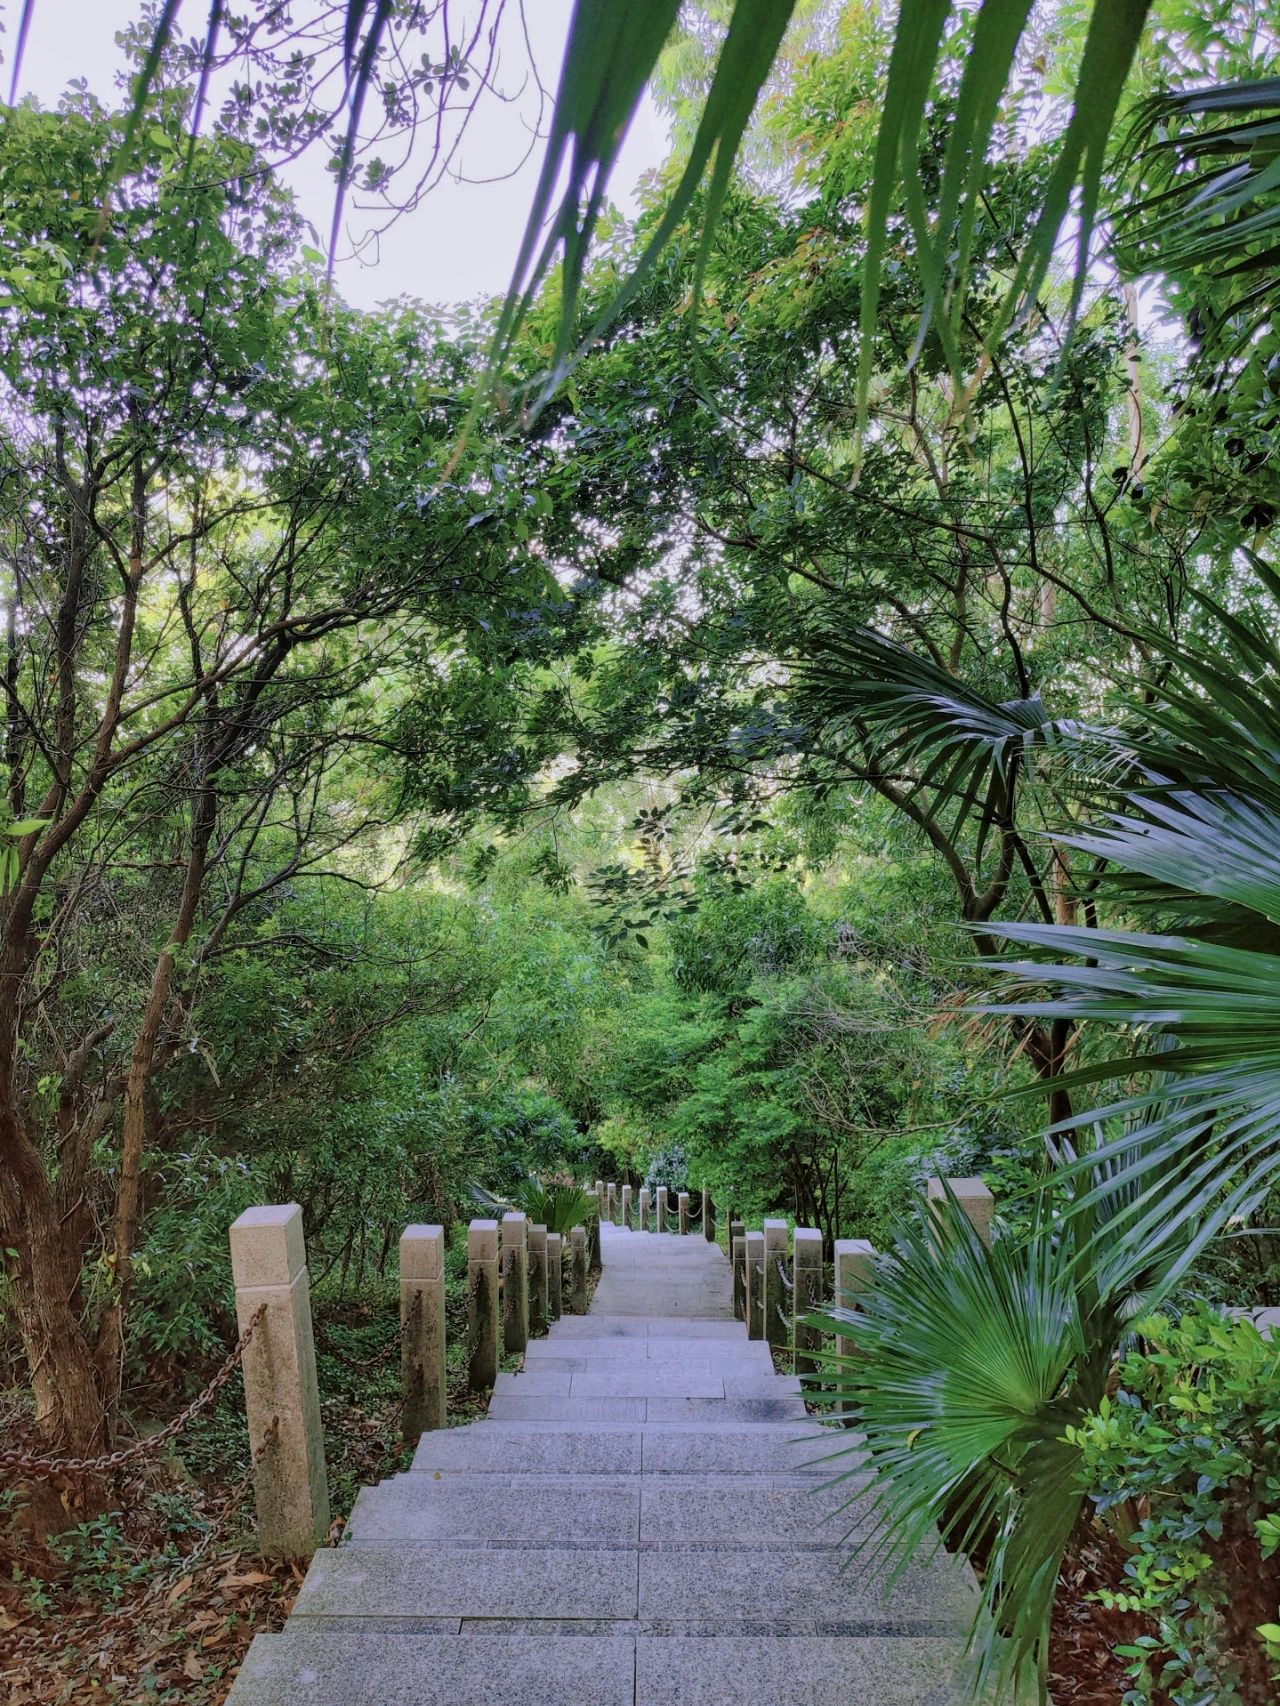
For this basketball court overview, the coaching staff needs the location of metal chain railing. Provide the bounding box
[0,1304,267,1480]
[774,1256,794,1291]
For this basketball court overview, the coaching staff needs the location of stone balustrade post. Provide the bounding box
[731,1225,746,1321]
[570,1224,589,1313]
[501,1211,529,1354]
[467,1218,500,1392]
[621,1184,633,1230]
[703,1188,715,1244]
[229,1205,329,1558]
[834,1238,877,1418]
[792,1227,824,1379]
[926,1175,996,1248]
[677,1191,690,1235]
[546,1231,564,1320]
[745,1230,765,1341]
[656,1186,668,1234]
[528,1222,548,1337]
[763,1219,790,1352]
[606,1181,618,1224]
[588,1182,603,1270]
[638,1187,651,1231]
[400,1223,446,1441]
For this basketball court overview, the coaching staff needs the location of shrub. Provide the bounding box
[1070,1309,1280,1705]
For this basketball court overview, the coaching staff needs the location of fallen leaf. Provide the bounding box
[220,1570,273,1587]
[165,1573,194,1608]
[182,1650,204,1681]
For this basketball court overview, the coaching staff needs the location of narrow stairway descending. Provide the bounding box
[227,1222,977,1704]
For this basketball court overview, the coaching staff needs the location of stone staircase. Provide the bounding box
[226,1222,976,1704]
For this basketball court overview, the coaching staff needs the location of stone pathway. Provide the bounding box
[227,1223,975,1704]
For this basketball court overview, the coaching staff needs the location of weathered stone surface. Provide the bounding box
[638,1425,847,1477]
[400,1224,446,1439]
[547,1231,563,1320]
[528,1222,548,1337]
[501,1211,529,1355]
[570,1224,589,1313]
[228,1632,637,1705]
[744,1230,765,1341]
[638,1544,977,1626]
[346,1475,640,1546]
[229,1204,329,1558]
[467,1219,500,1393]
[927,1175,995,1248]
[634,1637,967,1705]
[293,1545,638,1620]
[486,1393,648,1423]
[637,1476,873,1548]
[411,1424,642,1476]
[569,1369,726,1399]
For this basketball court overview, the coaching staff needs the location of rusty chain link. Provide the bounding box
[0,1304,267,1480]
[774,1256,794,1291]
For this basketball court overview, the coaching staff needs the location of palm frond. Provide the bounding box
[806,1193,1099,1703]
[797,625,1082,851]
[1115,78,1280,360]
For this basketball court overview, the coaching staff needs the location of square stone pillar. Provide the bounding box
[656,1186,668,1234]
[528,1222,548,1337]
[546,1232,563,1319]
[467,1218,500,1392]
[745,1230,765,1340]
[570,1225,589,1313]
[792,1227,824,1379]
[638,1187,651,1231]
[501,1211,529,1354]
[834,1238,877,1417]
[229,1205,329,1558]
[731,1227,746,1321]
[400,1224,446,1440]
[763,1219,790,1352]
[606,1182,618,1224]
[590,1182,604,1269]
[702,1188,715,1243]
[677,1191,690,1235]
[926,1175,996,1248]
[620,1184,633,1230]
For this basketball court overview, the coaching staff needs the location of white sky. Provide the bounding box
[5,0,669,312]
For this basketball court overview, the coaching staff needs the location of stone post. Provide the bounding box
[731,1226,746,1321]
[606,1181,618,1224]
[745,1230,765,1341]
[400,1224,446,1441]
[621,1184,633,1230]
[570,1224,589,1313]
[546,1231,564,1320]
[229,1205,329,1559]
[528,1222,548,1337]
[677,1191,690,1235]
[467,1218,500,1392]
[926,1175,996,1248]
[703,1187,716,1243]
[501,1211,529,1355]
[834,1238,877,1417]
[638,1187,651,1231]
[792,1227,824,1380]
[656,1186,668,1234]
[763,1218,790,1352]
[590,1182,604,1269]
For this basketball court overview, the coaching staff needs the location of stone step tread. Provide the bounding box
[492,1370,802,1399]
[346,1473,876,1547]
[485,1394,811,1424]
[289,1541,976,1627]
[228,1630,966,1705]
[547,1318,746,1339]
[410,1422,859,1477]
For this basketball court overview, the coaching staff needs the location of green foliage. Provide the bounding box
[1070,1310,1280,1705]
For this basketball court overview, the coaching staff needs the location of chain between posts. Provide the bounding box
[774,1256,794,1291]
[0,1304,268,1480]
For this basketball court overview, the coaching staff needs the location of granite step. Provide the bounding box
[281,1538,976,1630]
[346,1471,876,1548]
[229,1630,967,1706]
[485,1393,810,1423]
[408,1421,859,1477]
